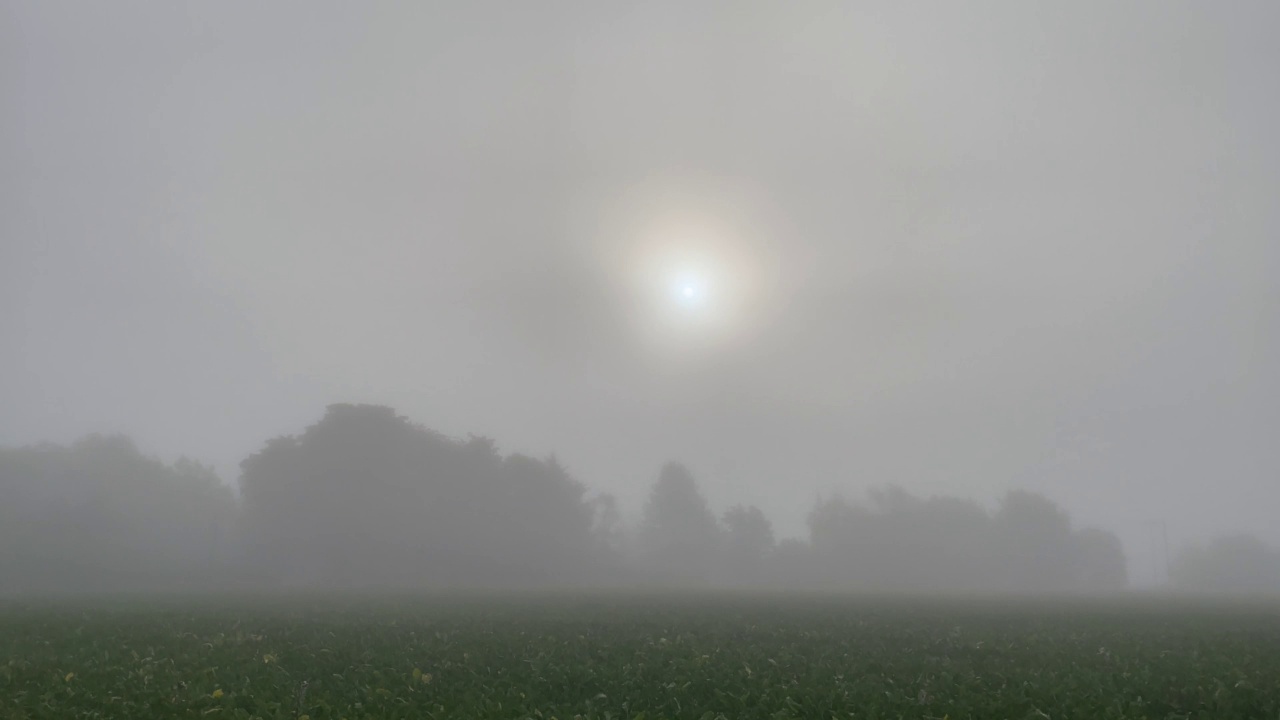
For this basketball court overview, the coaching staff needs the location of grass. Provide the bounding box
[2,594,1278,719]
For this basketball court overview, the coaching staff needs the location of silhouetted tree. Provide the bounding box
[589,492,625,554]
[807,494,872,590]
[996,489,1076,593]
[767,537,815,588]
[0,404,1141,596]
[721,504,775,585]
[0,435,237,593]
[639,462,722,585]
[1170,534,1280,595]
[491,453,599,582]
[804,486,1126,594]
[237,404,603,589]
[1072,527,1128,593]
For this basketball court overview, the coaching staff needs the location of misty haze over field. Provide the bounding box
[3,2,1278,594]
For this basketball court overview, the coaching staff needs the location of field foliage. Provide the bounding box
[2,596,1278,719]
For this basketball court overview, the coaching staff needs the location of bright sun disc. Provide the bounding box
[672,274,708,309]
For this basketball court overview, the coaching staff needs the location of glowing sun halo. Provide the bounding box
[597,178,783,357]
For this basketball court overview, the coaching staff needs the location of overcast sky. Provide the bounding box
[4,1,1278,581]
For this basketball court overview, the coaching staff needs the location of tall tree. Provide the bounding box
[639,462,721,585]
[237,404,603,589]
[721,504,775,585]
[995,489,1076,593]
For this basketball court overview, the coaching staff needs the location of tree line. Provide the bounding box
[2,403,1275,595]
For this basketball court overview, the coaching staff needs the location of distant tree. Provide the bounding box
[995,489,1076,593]
[1,402,1143,597]
[802,486,1123,594]
[237,404,602,589]
[914,494,997,591]
[1071,527,1128,593]
[807,495,865,552]
[589,492,625,554]
[491,453,598,583]
[639,462,722,585]
[806,494,878,591]
[237,404,434,587]
[721,504,775,585]
[0,435,237,593]
[767,537,815,588]
[1170,534,1280,595]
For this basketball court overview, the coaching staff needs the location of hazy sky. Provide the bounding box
[4,1,1278,581]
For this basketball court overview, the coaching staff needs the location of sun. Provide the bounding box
[672,274,708,309]
[591,177,785,359]
[645,247,737,340]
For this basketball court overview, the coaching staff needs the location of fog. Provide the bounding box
[3,2,1278,595]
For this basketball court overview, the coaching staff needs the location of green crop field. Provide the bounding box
[2,595,1278,719]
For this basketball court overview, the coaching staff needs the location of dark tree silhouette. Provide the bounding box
[996,489,1077,593]
[639,462,722,585]
[1,405,1138,595]
[804,486,1127,594]
[589,492,625,554]
[721,504,775,585]
[1072,527,1128,593]
[237,404,604,589]
[0,435,236,593]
